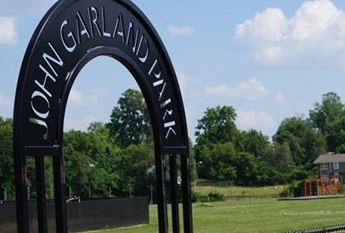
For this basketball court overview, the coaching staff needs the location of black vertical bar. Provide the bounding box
[53,150,68,233]
[181,153,193,233]
[14,149,30,233]
[169,154,180,233]
[35,156,48,233]
[154,147,168,233]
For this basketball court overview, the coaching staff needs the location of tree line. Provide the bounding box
[0,90,345,200]
[195,92,345,186]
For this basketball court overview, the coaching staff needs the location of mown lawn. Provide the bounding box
[194,185,285,197]
[84,198,345,233]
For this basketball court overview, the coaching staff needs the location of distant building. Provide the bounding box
[313,153,345,183]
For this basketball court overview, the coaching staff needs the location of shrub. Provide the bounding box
[192,191,226,202]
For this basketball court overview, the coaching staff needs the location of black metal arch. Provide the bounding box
[13,1,193,233]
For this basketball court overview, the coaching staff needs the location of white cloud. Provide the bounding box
[274,92,286,104]
[68,89,98,106]
[235,8,288,42]
[234,0,345,66]
[253,46,283,65]
[237,110,274,128]
[64,115,96,131]
[0,17,17,44]
[204,78,268,100]
[168,24,194,36]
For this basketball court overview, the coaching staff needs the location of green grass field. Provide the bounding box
[194,185,286,197]
[84,197,345,233]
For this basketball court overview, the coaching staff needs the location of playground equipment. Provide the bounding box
[304,179,341,196]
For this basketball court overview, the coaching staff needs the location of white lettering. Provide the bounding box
[132,28,140,53]
[30,91,50,119]
[163,109,173,120]
[164,121,175,128]
[89,7,102,36]
[126,21,134,46]
[113,14,125,43]
[76,11,91,43]
[29,118,48,139]
[35,65,56,98]
[136,35,149,63]
[160,98,171,109]
[60,20,77,53]
[42,43,64,77]
[165,125,177,139]
[101,7,111,37]
[153,80,167,101]
[148,59,161,78]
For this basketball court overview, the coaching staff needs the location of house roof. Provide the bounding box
[314,154,345,164]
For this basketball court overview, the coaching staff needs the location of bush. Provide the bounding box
[279,187,290,197]
[192,191,226,202]
[207,192,226,202]
[279,180,305,197]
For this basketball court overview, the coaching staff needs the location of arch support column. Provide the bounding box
[13,1,193,232]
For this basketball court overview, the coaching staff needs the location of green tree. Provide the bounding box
[0,117,15,199]
[310,92,345,134]
[309,92,345,151]
[64,130,94,197]
[197,143,237,181]
[195,105,238,146]
[108,88,151,148]
[274,116,326,169]
[63,124,120,198]
[234,152,259,186]
[271,142,293,172]
[115,142,155,196]
[237,129,271,160]
[326,112,345,153]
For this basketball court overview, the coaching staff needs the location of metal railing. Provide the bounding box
[290,224,345,233]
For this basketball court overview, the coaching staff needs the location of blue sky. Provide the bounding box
[2,0,345,141]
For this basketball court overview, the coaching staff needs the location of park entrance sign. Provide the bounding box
[13,0,193,232]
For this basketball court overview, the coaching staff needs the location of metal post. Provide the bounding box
[155,148,168,233]
[169,154,180,233]
[181,153,193,233]
[53,152,68,233]
[35,156,48,233]
[14,149,29,233]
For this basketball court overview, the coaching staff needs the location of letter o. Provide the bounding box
[30,91,50,119]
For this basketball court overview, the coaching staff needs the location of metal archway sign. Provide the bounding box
[13,1,193,232]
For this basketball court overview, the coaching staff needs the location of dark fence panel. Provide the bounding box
[67,197,149,232]
[0,202,16,233]
[0,197,149,233]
